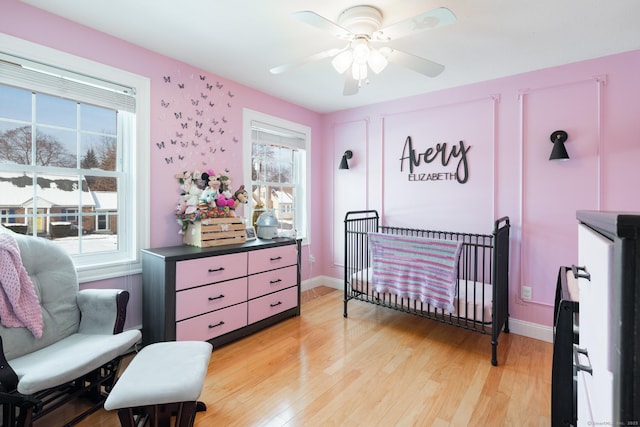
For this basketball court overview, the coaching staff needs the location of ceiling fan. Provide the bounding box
[270,5,456,96]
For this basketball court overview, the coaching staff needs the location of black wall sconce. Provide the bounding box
[549,130,570,161]
[339,150,353,170]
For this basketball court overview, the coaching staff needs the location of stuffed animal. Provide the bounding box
[231,185,249,210]
[184,185,202,214]
[200,187,217,207]
[216,193,230,208]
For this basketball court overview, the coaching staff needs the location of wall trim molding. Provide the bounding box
[517,78,602,308]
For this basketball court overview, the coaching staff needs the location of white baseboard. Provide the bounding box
[301,275,342,292]
[301,276,553,343]
[507,318,553,343]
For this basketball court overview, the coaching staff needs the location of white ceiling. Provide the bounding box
[20,0,640,113]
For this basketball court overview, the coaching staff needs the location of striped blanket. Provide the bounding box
[369,232,463,313]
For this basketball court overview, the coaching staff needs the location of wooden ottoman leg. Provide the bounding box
[175,401,198,427]
[116,408,136,427]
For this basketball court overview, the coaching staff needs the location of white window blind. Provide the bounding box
[251,120,306,150]
[0,51,136,113]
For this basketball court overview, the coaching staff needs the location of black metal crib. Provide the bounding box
[343,210,511,366]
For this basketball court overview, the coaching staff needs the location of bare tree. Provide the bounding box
[96,136,117,172]
[252,144,293,183]
[0,126,74,167]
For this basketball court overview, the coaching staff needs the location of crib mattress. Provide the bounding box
[349,268,493,323]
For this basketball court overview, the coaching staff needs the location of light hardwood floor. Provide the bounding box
[41,286,552,426]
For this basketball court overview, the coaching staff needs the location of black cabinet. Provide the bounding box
[141,238,301,348]
[552,266,579,426]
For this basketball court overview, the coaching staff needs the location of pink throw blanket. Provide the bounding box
[0,234,44,338]
[369,232,463,313]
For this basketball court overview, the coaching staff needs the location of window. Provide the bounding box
[243,109,310,243]
[1,208,15,223]
[61,208,78,223]
[0,34,150,282]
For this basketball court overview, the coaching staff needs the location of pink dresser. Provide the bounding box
[141,239,300,347]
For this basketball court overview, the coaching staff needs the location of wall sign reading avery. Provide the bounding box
[400,136,471,184]
[382,97,496,233]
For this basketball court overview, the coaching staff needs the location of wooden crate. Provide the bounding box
[183,217,246,247]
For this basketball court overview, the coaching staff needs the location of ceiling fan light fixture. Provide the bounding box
[281,6,456,96]
[368,47,388,74]
[351,39,370,64]
[352,62,368,81]
[331,49,353,74]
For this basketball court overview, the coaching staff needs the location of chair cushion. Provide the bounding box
[1,231,80,360]
[9,330,141,395]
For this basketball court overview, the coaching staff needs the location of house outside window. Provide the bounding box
[242,109,310,243]
[0,34,150,282]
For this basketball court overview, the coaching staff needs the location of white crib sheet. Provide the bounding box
[349,268,493,322]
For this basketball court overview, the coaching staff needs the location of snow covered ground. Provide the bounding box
[53,233,119,255]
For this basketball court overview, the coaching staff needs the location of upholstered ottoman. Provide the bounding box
[104,341,212,427]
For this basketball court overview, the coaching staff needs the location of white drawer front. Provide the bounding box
[248,244,297,275]
[176,277,247,321]
[248,286,298,324]
[577,369,594,426]
[176,303,247,341]
[176,252,247,290]
[577,224,614,425]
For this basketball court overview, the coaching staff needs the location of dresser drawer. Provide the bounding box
[248,265,297,299]
[176,277,248,321]
[248,244,297,275]
[176,303,247,341]
[248,286,298,324]
[176,252,247,290]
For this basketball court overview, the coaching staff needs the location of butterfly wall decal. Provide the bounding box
[159,69,241,169]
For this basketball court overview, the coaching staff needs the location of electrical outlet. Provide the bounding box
[308,254,315,263]
[522,286,532,300]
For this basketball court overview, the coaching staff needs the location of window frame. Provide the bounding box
[0,33,150,283]
[61,208,78,223]
[242,108,311,245]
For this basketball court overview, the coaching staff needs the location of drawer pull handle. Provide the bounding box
[270,301,282,308]
[208,267,225,273]
[208,294,225,301]
[270,256,282,261]
[573,346,593,375]
[209,321,225,329]
[571,265,590,281]
[270,279,282,285]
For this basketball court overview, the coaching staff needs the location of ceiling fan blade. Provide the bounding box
[374,7,456,41]
[270,48,342,74]
[389,49,445,78]
[343,74,359,96]
[293,10,353,40]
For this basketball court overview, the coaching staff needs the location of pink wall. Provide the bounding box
[1,0,324,329]
[323,50,640,327]
[3,0,640,331]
